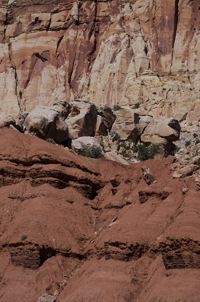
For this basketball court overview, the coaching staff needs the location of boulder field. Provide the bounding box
[0,127,200,302]
[0,0,200,128]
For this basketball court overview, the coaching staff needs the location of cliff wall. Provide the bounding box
[0,0,200,126]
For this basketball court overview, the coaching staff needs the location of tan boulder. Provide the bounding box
[190,156,200,165]
[104,151,129,165]
[66,100,97,138]
[112,109,153,143]
[141,118,180,144]
[24,105,69,143]
[0,113,28,132]
[178,165,199,177]
[52,100,71,119]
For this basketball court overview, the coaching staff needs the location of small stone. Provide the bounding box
[37,294,56,302]
[141,166,155,185]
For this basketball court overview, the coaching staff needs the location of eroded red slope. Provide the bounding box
[0,128,200,302]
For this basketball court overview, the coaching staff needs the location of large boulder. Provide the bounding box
[112,109,152,142]
[141,118,180,143]
[66,100,97,138]
[52,100,71,119]
[24,105,69,143]
[71,136,104,157]
[104,151,129,165]
[0,112,28,132]
[96,104,116,136]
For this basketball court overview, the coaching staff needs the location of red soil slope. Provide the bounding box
[0,128,200,302]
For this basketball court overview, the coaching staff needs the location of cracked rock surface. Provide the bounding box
[0,0,200,129]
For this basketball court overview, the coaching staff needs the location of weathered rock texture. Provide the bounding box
[0,0,200,127]
[0,127,200,302]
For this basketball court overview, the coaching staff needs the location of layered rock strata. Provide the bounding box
[0,0,200,127]
[0,128,200,302]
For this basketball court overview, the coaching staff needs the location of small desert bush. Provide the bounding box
[174,145,181,153]
[80,146,104,159]
[110,131,120,142]
[113,105,123,111]
[132,103,140,109]
[138,144,160,161]
[185,140,191,147]
[46,138,56,144]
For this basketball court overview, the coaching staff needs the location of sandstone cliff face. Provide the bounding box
[0,0,200,126]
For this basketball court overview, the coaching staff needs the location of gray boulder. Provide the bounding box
[24,105,69,143]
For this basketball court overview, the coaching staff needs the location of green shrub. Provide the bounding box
[113,105,122,111]
[138,144,160,161]
[46,138,56,144]
[193,133,198,138]
[197,159,200,168]
[195,139,200,145]
[110,131,120,142]
[80,145,104,159]
[174,145,181,153]
[132,103,140,109]
[185,140,191,147]
[120,141,130,150]
[100,141,105,151]
[122,151,131,159]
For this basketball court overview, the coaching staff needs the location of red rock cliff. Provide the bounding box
[0,0,200,126]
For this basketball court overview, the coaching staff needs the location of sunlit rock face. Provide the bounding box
[0,0,200,127]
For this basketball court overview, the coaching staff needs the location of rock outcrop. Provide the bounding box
[66,99,97,138]
[71,136,104,158]
[24,105,69,143]
[0,128,200,302]
[0,0,200,128]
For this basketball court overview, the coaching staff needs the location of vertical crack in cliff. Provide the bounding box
[68,29,78,88]
[171,0,179,68]
[13,67,22,113]
[8,41,22,112]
